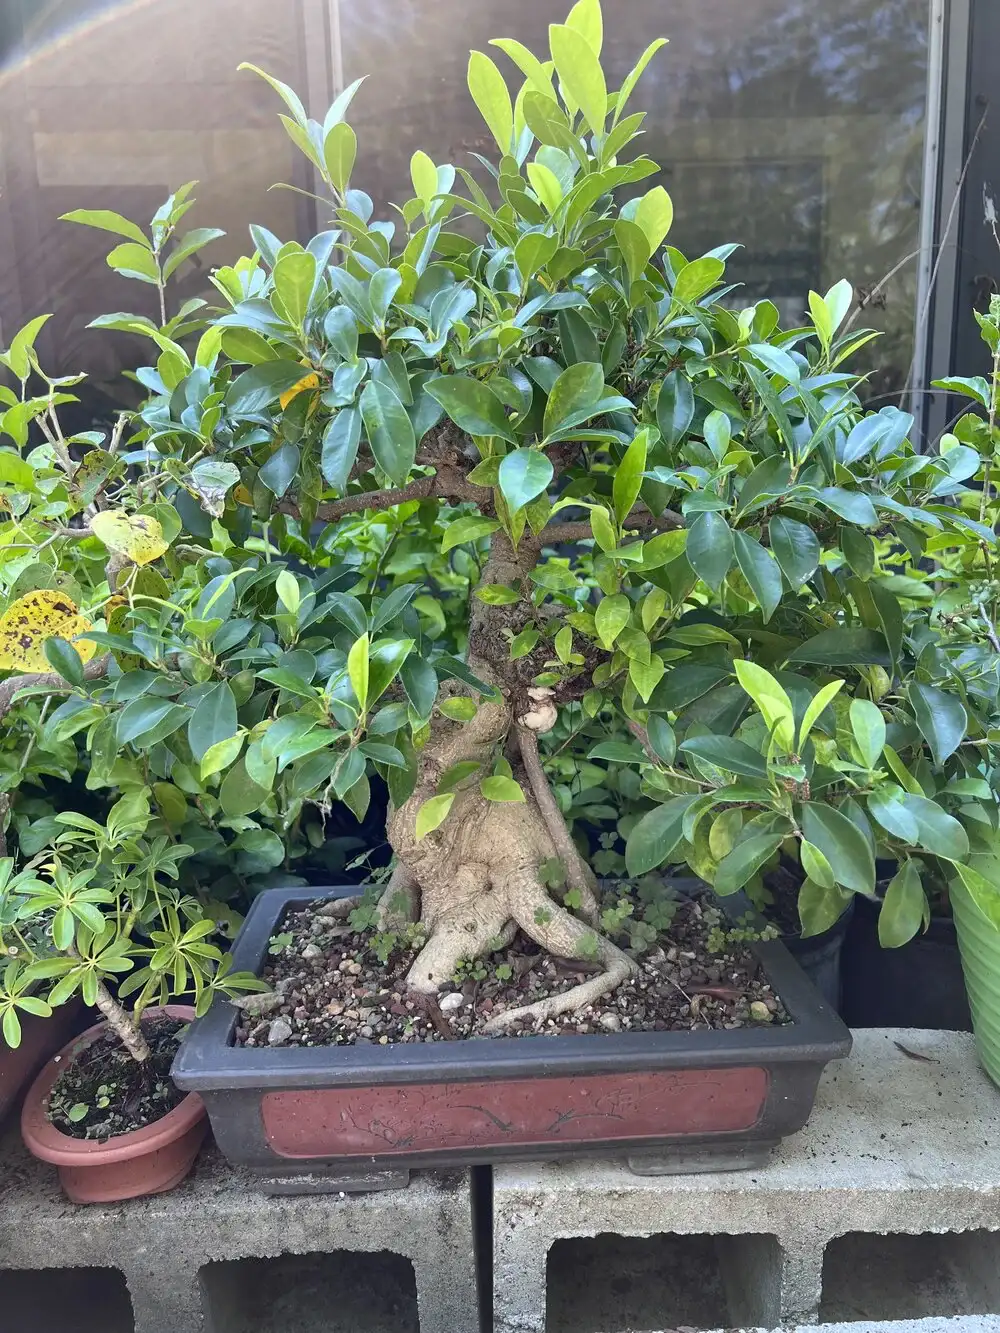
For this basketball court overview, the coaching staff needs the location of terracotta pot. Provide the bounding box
[21,1004,207,1204]
[0,999,88,1129]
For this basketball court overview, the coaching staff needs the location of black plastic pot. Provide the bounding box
[173,885,851,1193]
[783,899,855,1012]
[839,893,972,1031]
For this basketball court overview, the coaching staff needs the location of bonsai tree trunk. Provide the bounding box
[93,980,150,1062]
[382,532,637,1030]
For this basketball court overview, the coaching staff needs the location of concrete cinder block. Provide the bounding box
[493,1029,1000,1333]
[0,1136,478,1333]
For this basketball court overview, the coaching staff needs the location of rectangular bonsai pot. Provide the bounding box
[173,885,851,1190]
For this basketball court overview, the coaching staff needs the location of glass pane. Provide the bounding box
[0,0,310,420]
[341,0,930,400]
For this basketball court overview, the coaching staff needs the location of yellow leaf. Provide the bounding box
[279,371,320,409]
[90,510,169,566]
[0,590,96,670]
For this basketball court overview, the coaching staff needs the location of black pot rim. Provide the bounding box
[173,884,851,1093]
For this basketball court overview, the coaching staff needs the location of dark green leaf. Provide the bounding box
[226,361,309,413]
[425,375,515,441]
[907,682,967,767]
[768,515,820,588]
[733,531,782,621]
[188,681,238,762]
[678,735,767,779]
[321,408,362,490]
[868,787,969,861]
[360,380,416,485]
[542,362,605,438]
[43,637,85,687]
[786,628,889,668]
[686,511,734,591]
[625,796,698,875]
[799,801,874,894]
[498,449,553,512]
[714,831,784,895]
[258,443,300,499]
[878,860,927,947]
[655,370,694,447]
[117,698,189,748]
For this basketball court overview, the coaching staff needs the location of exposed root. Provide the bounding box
[376,863,419,930]
[516,724,600,926]
[481,872,636,1033]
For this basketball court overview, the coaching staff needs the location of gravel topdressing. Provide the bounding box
[235,892,790,1048]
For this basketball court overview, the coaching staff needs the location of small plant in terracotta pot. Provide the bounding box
[4,791,262,1201]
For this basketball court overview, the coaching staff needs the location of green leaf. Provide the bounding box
[786,628,889,668]
[43,636,85,687]
[687,511,734,592]
[633,186,673,255]
[273,251,316,329]
[442,515,502,552]
[714,831,784,895]
[275,569,301,614]
[106,242,160,284]
[850,699,886,770]
[594,593,630,649]
[5,314,53,381]
[415,792,455,839]
[439,696,477,722]
[481,775,525,802]
[549,22,607,133]
[877,860,926,947]
[625,795,698,875]
[498,449,553,513]
[258,443,300,499]
[566,0,603,52]
[613,428,649,524]
[907,681,967,767]
[200,732,245,782]
[868,787,969,861]
[768,515,820,589]
[348,633,370,709]
[655,371,694,446]
[640,530,687,570]
[841,526,875,580]
[799,880,853,938]
[324,122,357,193]
[368,639,413,704]
[678,736,767,779]
[542,362,605,438]
[800,839,835,890]
[163,227,226,282]
[797,679,844,750]
[188,681,238,762]
[235,828,286,876]
[360,380,416,485]
[227,361,311,414]
[800,801,875,894]
[629,654,666,703]
[812,487,877,528]
[733,531,782,622]
[673,257,725,304]
[468,51,513,152]
[117,697,189,747]
[60,208,150,247]
[321,408,362,491]
[218,758,269,818]
[425,375,515,441]
[614,38,668,123]
[400,656,438,719]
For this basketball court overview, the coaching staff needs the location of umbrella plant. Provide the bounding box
[0,0,997,1032]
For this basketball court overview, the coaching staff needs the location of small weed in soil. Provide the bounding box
[48,1017,187,1141]
[236,889,789,1049]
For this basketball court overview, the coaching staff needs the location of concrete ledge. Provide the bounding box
[0,1136,478,1333]
[493,1029,1000,1333]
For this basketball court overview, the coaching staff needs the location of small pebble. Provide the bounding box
[438,992,465,1012]
[267,1017,293,1046]
[598,1012,621,1032]
[302,943,323,962]
[750,1001,773,1022]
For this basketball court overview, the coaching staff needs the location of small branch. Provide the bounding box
[0,653,111,724]
[278,467,484,526]
[516,724,599,926]
[93,978,150,1062]
[531,505,684,551]
[627,720,660,764]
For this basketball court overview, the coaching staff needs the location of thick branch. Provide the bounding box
[94,979,150,1062]
[531,504,684,551]
[0,653,111,724]
[279,464,485,526]
[516,724,599,926]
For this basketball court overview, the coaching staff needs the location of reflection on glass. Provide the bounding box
[0,0,309,421]
[342,0,928,400]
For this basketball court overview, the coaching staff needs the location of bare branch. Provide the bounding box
[0,653,111,724]
[531,505,684,551]
[278,466,485,526]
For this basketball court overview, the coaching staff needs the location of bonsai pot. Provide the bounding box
[0,999,88,1129]
[21,1004,208,1204]
[840,893,972,1032]
[950,878,1000,1088]
[173,886,851,1192]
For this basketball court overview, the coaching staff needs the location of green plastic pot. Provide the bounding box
[951,878,1000,1088]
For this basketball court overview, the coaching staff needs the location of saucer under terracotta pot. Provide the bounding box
[20,1004,207,1203]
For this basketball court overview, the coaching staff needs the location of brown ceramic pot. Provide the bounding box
[0,999,88,1129]
[20,1004,207,1204]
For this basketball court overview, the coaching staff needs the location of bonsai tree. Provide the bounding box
[0,0,997,1033]
[0,791,262,1057]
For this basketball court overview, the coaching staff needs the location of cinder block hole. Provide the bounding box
[821,1229,1000,1322]
[200,1249,419,1333]
[0,1265,134,1332]
[545,1231,782,1333]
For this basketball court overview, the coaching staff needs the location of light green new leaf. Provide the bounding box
[633,187,673,256]
[200,733,245,782]
[797,679,844,750]
[415,792,455,839]
[613,38,668,124]
[348,633,370,709]
[273,250,317,329]
[613,428,649,524]
[442,515,502,552]
[734,660,795,751]
[481,775,526,802]
[549,22,607,134]
[594,593,630,649]
[800,839,835,890]
[850,699,886,770]
[468,51,514,152]
[799,879,853,938]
